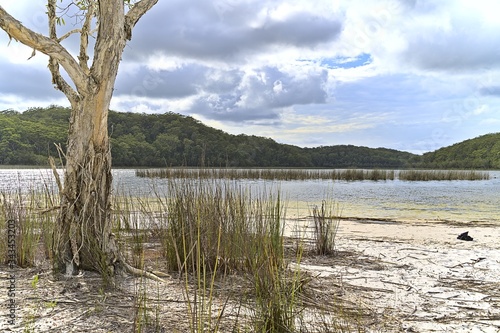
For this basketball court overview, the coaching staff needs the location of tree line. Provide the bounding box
[1,106,498,169]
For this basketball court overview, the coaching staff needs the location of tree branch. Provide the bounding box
[47,0,80,105]
[78,2,95,74]
[124,0,159,40]
[57,28,82,42]
[0,5,88,96]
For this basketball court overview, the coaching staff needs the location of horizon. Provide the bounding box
[1,1,500,154]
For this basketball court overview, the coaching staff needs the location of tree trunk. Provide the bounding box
[53,98,116,277]
[52,94,165,283]
[47,0,127,279]
[1,0,160,281]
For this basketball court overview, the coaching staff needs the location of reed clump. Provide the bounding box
[137,168,492,182]
[139,179,310,332]
[312,200,341,256]
[398,169,490,181]
[136,168,397,181]
[152,179,287,276]
[112,194,148,270]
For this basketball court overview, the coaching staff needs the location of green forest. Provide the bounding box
[1,106,499,169]
[416,133,500,169]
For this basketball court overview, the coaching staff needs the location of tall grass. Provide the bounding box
[136,168,396,181]
[152,179,287,275]
[183,218,225,333]
[143,179,309,332]
[1,191,43,267]
[110,179,303,331]
[112,194,148,270]
[312,200,341,256]
[399,169,490,181]
[107,181,370,332]
[137,168,492,182]
[251,226,305,332]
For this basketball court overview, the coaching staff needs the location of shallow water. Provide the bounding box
[1,168,499,223]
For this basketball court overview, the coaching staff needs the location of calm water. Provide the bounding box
[1,168,499,223]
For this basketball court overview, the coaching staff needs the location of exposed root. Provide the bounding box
[121,260,169,283]
[113,238,169,283]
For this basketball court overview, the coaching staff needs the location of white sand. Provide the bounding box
[299,218,500,332]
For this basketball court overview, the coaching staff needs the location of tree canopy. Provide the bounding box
[416,133,500,169]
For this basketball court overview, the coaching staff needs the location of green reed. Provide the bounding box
[141,179,310,332]
[312,200,341,256]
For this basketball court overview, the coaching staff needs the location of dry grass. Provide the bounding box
[398,169,490,181]
[137,168,492,182]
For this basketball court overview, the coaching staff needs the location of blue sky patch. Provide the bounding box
[321,53,372,69]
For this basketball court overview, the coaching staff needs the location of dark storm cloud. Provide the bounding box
[115,64,207,98]
[114,62,328,122]
[242,66,328,108]
[251,12,343,47]
[202,68,243,94]
[114,64,243,98]
[125,0,343,62]
[190,96,282,123]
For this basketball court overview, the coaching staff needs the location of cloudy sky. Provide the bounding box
[1,0,500,154]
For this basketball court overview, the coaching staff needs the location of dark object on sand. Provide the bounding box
[457,231,473,241]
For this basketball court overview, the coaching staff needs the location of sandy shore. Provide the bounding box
[1,218,499,332]
[299,218,500,332]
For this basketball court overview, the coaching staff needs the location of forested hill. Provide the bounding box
[416,133,500,169]
[1,106,497,169]
[0,106,414,167]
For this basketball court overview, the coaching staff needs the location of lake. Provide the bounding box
[1,168,499,224]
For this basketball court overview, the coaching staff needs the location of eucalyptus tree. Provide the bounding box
[0,0,159,280]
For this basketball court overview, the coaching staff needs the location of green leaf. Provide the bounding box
[31,274,39,289]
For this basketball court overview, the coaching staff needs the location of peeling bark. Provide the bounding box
[0,0,159,280]
[53,99,115,276]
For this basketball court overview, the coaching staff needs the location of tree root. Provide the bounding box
[121,261,169,283]
[114,244,169,283]
[61,257,170,284]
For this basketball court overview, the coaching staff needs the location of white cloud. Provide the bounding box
[472,105,489,116]
[0,0,499,152]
